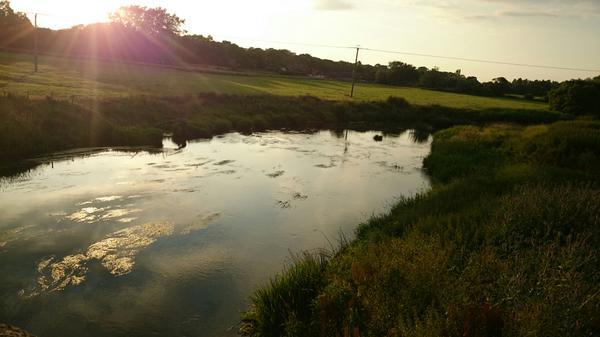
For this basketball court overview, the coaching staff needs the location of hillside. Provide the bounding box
[0,51,548,110]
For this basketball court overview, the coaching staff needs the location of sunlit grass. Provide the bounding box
[0,51,548,110]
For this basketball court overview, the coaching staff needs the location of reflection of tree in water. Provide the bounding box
[329,129,346,139]
[0,129,433,186]
[344,129,349,154]
[0,148,163,183]
[381,127,409,139]
[0,161,39,187]
[409,129,432,144]
[328,129,350,154]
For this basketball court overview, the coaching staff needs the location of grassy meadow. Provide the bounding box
[0,51,548,110]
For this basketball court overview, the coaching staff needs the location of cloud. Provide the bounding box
[500,11,558,18]
[484,0,599,17]
[462,14,495,20]
[400,0,600,19]
[313,0,354,10]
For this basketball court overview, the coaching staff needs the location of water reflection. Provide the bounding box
[0,130,431,337]
[0,147,164,187]
[30,222,177,296]
[409,129,433,144]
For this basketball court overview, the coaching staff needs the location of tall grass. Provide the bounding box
[240,252,330,337]
[0,94,163,160]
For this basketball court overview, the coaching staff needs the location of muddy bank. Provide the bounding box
[0,324,37,337]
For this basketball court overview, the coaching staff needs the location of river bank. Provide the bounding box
[241,120,600,337]
[0,93,563,163]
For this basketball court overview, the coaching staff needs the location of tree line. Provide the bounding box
[1,1,597,103]
[372,62,561,99]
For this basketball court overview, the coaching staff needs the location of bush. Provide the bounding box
[423,126,512,183]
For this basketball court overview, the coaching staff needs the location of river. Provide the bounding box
[0,130,430,337]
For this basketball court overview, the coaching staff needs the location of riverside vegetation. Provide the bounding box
[0,93,563,161]
[240,120,600,337]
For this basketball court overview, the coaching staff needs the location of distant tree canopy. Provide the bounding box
[0,0,33,47]
[0,1,570,101]
[0,0,29,26]
[109,6,186,36]
[370,64,561,99]
[549,80,600,116]
[375,62,420,86]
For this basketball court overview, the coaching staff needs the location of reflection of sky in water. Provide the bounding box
[0,130,431,337]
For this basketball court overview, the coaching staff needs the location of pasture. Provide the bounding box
[0,51,548,110]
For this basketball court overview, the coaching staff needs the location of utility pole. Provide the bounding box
[33,13,38,72]
[350,46,360,98]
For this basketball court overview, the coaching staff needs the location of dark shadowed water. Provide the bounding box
[0,130,431,337]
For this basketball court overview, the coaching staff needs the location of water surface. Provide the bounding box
[0,130,430,337]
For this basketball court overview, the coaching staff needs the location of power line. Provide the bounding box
[209,34,355,50]
[362,47,600,73]
[210,36,599,73]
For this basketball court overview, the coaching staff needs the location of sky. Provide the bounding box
[10,0,600,81]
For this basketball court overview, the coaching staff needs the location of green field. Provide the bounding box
[0,51,548,110]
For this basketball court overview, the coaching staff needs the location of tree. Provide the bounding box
[387,61,420,86]
[548,80,600,116]
[109,6,185,36]
[419,67,443,88]
[455,76,481,94]
[490,77,510,96]
[0,0,26,22]
[0,0,33,48]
